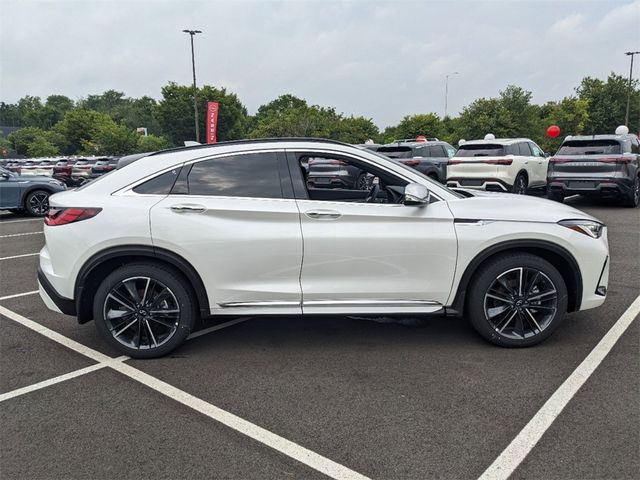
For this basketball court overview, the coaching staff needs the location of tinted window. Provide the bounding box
[133,167,182,195]
[187,152,282,198]
[429,145,447,157]
[557,140,622,155]
[455,144,505,157]
[631,137,639,154]
[377,146,414,159]
[518,142,532,156]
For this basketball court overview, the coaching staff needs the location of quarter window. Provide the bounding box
[529,143,543,157]
[133,167,182,194]
[187,152,283,198]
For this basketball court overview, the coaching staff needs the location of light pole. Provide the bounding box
[624,51,640,128]
[444,72,459,119]
[183,29,202,142]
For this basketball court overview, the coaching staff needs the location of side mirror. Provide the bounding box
[404,183,430,206]
[0,173,10,180]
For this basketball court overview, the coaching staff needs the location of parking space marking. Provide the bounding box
[0,290,39,301]
[0,304,369,480]
[479,294,640,480]
[0,218,42,224]
[0,357,127,403]
[0,231,43,239]
[187,317,251,340]
[0,252,39,261]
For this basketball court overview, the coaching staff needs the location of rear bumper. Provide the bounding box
[37,266,76,316]
[447,177,511,192]
[548,177,634,197]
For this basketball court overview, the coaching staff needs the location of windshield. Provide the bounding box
[455,144,506,157]
[0,167,13,176]
[377,146,414,159]
[368,150,463,198]
[556,140,621,155]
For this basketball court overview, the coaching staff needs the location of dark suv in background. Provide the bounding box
[547,134,640,207]
[377,138,456,183]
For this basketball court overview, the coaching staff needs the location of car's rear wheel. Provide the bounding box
[466,253,568,347]
[355,172,370,190]
[512,173,528,195]
[93,263,196,358]
[24,189,50,216]
[621,175,639,208]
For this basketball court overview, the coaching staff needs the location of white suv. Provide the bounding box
[38,139,609,358]
[447,137,548,194]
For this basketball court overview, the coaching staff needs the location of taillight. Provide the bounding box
[400,159,420,167]
[485,159,513,165]
[45,208,102,226]
[448,159,463,165]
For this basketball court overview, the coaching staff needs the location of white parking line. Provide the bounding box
[0,252,39,261]
[0,356,128,403]
[0,290,39,301]
[0,304,369,480]
[0,218,42,224]
[479,294,640,480]
[0,231,43,239]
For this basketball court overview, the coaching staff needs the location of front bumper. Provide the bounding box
[37,266,76,316]
[548,177,634,197]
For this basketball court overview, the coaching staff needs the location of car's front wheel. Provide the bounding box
[466,253,568,347]
[24,189,50,216]
[93,263,196,358]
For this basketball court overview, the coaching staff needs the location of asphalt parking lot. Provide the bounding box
[0,197,638,480]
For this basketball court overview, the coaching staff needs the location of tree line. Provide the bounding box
[0,73,637,158]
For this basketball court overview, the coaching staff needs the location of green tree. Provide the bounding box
[334,115,380,144]
[134,134,171,153]
[16,96,48,129]
[388,113,445,142]
[577,73,639,134]
[157,82,248,145]
[43,95,75,128]
[79,90,131,123]
[54,109,114,154]
[27,137,60,157]
[0,102,21,126]
[538,97,590,152]
[6,127,66,156]
[83,122,138,155]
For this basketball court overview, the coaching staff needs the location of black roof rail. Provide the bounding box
[147,137,353,157]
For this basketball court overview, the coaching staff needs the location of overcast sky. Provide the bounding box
[1,0,638,128]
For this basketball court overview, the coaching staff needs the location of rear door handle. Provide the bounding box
[305,209,342,220]
[170,204,207,213]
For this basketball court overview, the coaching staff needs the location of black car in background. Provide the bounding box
[547,133,639,207]
[377,139,456,183]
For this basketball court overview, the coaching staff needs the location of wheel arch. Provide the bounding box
[21,185,56,207]
[450,239,582,315]
[74,245,210,324]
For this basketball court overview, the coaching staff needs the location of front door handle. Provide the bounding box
[170,204,207,213]
[305,209,342,220]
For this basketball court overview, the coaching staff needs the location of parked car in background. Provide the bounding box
[0,166,66,216]
[21,159,56,177]
[91,157,120,179]
[53,158,78,186]
[447,137,548,194]
[71,158,100,185]
[38,139,608,358]
[377,138,456,184]
[547,132,639,207]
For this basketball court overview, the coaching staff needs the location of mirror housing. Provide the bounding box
[404,183,430,206]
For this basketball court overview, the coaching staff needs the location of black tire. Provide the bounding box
[548,190,565,203]
[512,173,528,195]
[466,253,568,347]
[427,173,440,183]
[93,263,196,358]
[24,189,50,216]
[621,175,639,208]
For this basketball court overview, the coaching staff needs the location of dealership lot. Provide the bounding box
[0,198,638,479]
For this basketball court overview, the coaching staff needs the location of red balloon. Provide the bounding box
[547,125,561,138]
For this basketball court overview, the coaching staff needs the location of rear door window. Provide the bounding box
[429,145,447,157]
[377,146,414,159]
[186,152,283,198]
[518,142,532,156]
[556,140,622,155]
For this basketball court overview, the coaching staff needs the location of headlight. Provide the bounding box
[558,219,605,239]
[48,180,63,186]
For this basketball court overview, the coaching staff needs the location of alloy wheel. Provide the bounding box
[28,191,49,215]
[483,267,558,340]
[103,276,180,350]
[514,176,527,195]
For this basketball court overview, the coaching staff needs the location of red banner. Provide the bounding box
[206,102,219,144]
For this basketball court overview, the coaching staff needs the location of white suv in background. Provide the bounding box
[38,139,608,358]
[447,137,548,194]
